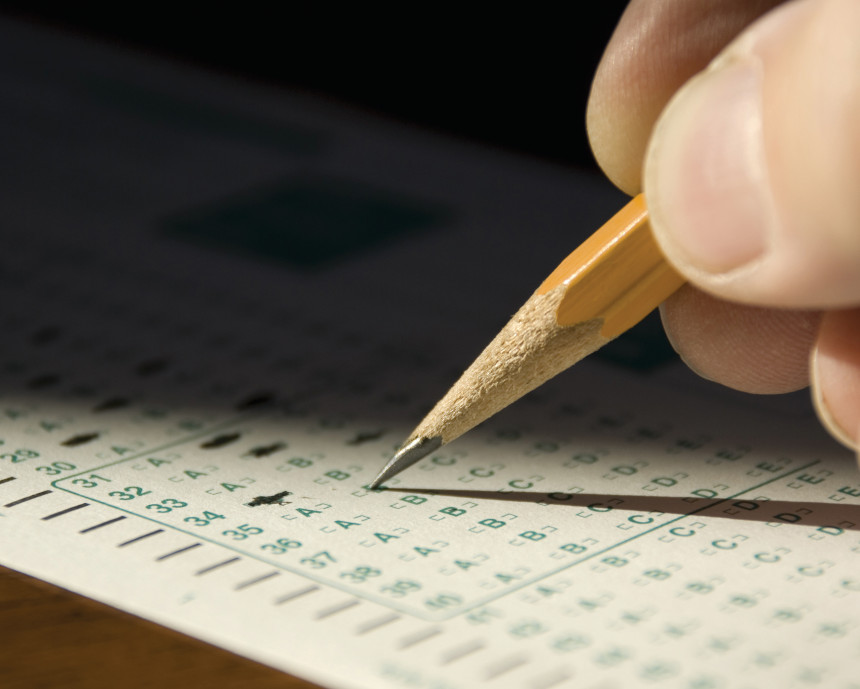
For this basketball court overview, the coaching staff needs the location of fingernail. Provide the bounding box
[645,55,774,275]
[810,344,858,451]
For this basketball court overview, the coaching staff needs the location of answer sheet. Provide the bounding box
[0,19,858,689]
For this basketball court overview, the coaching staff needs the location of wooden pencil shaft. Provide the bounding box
[403,195,685,450]
[538,194,652,294]
[540,194,685,337]
[409,290,607,445]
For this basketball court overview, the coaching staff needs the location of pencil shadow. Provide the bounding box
[385,487,860,531]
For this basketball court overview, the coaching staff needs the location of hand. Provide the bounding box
[587,0,860,453]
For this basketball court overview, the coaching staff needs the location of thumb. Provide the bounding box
[644,0,860,309]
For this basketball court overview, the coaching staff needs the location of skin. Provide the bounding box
[586,0,860,456]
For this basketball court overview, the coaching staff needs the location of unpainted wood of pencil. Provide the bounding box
[368,194,685,489]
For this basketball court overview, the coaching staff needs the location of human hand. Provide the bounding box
[587,0,860,453]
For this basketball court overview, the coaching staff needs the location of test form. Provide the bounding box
[0,18,858,689]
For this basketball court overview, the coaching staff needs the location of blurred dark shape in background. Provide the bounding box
[0,3,630,173]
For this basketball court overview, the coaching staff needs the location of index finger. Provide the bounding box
[586,0,783,195]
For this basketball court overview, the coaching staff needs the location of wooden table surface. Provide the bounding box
[0,565,321,689]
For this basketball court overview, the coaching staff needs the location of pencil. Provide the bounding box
[368,194,685,489]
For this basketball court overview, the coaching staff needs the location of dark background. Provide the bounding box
[0,4,630,174]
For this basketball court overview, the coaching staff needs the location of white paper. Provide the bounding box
[1,19,857,689]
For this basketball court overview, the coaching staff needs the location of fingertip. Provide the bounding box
[810,309,860,451]
[646,0,860,308]
[645,54,772,285]
[585,9,653,196]
[587,0,782,197]
[586,80,645,196]
[660,285,818,394]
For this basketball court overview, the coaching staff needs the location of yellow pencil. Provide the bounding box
[368,194,685,489]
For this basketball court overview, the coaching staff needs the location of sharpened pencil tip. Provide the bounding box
[368,436,443,489]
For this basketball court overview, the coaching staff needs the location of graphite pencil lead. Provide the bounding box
[368,436,442,489]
